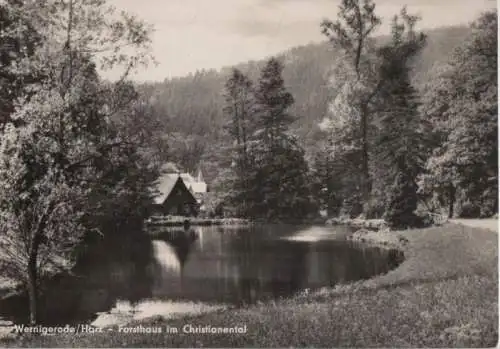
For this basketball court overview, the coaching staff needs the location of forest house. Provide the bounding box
[152,172,199,216]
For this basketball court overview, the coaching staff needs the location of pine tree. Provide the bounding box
[250,58,313,220]
[223,69,255,158]
[384,164,420,229]
[373,9,427,225]
[253,57,295,146]
[222,68,255,216]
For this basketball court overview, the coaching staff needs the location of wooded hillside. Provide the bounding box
[139,25,472,181]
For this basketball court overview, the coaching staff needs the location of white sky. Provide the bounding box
[107,0,496,82]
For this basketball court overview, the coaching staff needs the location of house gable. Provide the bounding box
[163,177,197,206]
[153,172,198,216]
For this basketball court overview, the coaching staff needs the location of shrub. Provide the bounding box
[384,171,420,229]
[341,195,364,218]
[479,189,498,217]
[363,199,386,219]
[457,201,481,218]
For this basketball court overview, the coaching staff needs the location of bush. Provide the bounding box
[479,190,498,217]
[340,195,364,219]
[480,205,496,218]
[457,201,481,218]
[363,199,386,219]
[384,171,420,229]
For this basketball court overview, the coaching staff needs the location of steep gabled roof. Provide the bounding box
[153,163,207,205]
[180,173,195,184]
[153,173,183,205]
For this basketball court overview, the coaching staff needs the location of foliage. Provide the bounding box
[249,58,314,220]
[419,10,498,218]
[136,26,471,185]
[253,58,296,141]
[221,69,255,216]
[369,9,427,224]
[319,4,429,220]
[164,132,205,173]
[219,59,314,220]
[321,0,382,205]
[310,138,343,216]
[0,0,43,128]
[223,68,255,150]
[384,169,421,228]
[0,0,156,324]
[250,137,314,220]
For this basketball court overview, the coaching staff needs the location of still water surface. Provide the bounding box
[0,224,403,325]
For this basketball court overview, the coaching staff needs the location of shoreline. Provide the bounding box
[1,220,403,334]
[346,227,409,250]
[145,217,252,227]
[326,217,389,230]
[1,221,498,347]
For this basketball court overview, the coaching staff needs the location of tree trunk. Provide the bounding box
[27,252,38,325]
[448,184,456,219]
[360,107,371,207]
[27,229,44,325]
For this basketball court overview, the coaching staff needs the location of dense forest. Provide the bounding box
[138,7,497,224]
[138,25,472,180]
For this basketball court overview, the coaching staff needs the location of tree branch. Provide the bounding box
[64,140,132,172]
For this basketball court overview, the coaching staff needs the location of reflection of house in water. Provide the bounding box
[153,227,199,270]
[151,241,182,274]
[151,227,200,296]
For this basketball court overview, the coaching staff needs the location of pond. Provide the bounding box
[0,224,404,326]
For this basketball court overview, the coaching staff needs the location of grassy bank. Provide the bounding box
[326,217,388,230]
[346,227,408,249]
[3,223,498,347]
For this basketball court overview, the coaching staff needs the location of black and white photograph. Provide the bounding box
[0,0,497,347]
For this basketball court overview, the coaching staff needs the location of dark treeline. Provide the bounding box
[140,1,497,225]
[138,25,471,181]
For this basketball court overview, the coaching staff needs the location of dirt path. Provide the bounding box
[450,218,498,232]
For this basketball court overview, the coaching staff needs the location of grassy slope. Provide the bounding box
[5,223,498,348]
[451,219,498,233]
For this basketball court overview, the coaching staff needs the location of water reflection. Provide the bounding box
[150,225,403,305]
[0,224,404,325]
[152,241,181,273]
[43,229,155,325]
[152,226,199,269]
[150,226,200,296]
[0,228,156,325]
[91,299,224,327]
